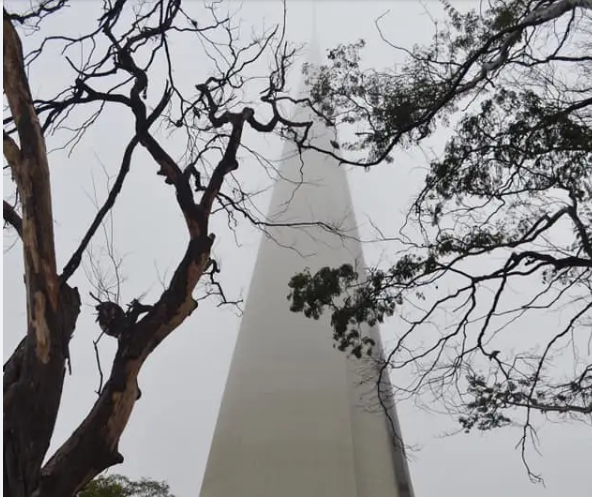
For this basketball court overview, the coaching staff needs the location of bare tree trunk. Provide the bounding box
[3,12,83,497]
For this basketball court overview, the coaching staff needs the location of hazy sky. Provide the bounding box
[3,1,591,496]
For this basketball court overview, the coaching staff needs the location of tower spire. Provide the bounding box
[308,0,321,64]
[198,11,415,495]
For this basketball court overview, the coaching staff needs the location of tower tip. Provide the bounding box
[307,0,322,64]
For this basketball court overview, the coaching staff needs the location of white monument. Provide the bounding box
[198,44,414,497]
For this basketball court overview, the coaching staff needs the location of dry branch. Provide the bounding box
[3,200,23,238]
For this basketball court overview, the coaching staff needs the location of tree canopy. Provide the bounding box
[289,0,591,481]
[78,474,174,497]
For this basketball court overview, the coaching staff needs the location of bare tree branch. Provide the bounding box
[3,200,23,238]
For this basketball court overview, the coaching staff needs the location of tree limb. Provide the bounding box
[59,73,175,283]
[3,200,23,238]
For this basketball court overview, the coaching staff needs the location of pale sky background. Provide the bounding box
[3,1,591,497]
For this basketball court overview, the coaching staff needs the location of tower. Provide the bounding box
[198,45,414,497]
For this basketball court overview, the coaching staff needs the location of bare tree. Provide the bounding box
[289,0,592,481]
[2,1,324,495]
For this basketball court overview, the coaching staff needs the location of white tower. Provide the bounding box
[199,45,414,497]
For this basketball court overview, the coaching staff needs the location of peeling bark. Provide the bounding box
[4,285,81,497]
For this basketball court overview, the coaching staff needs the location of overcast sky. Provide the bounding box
[3,1,591,496]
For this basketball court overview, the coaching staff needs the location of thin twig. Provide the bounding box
[93,332,105,395]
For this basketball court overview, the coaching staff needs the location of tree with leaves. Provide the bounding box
[2,1,320,496]
[290,0,591,481]
[78,474,174,497]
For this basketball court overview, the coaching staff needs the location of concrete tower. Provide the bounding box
[198,42,414,497]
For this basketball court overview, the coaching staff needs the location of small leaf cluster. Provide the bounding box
[459,373,592,433]
[288,264,401,358]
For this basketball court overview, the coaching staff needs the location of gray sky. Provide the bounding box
[3,1,591,496]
